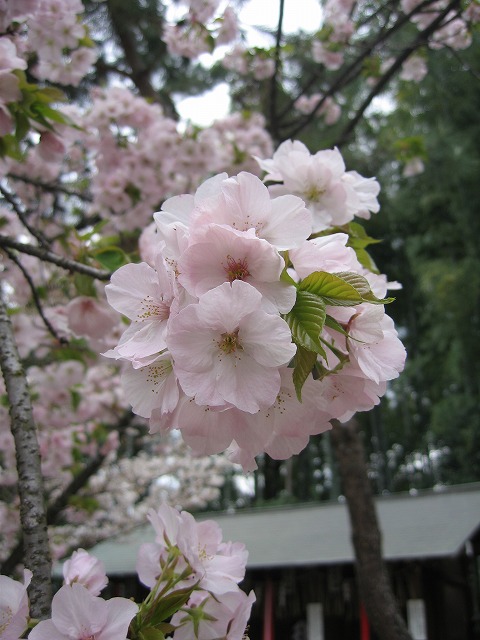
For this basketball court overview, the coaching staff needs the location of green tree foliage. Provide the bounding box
[358,38,480,487]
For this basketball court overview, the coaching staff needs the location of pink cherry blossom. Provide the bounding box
[400,55,428,82]
[171,589,256,640]
[256,141,380,231]
[347,306,407,384]
[321,363,387,423]
[186,171,312,250]
[289,233,361,279]
[0,570,31,640]
[38,131,67,162]
[167,281,296,413]
[224,368,332,471]
[62,549,108,596]
[121,353,180,419]
[28,583,138,640]
[137,503,248,596]
[178,223,295,313]
[312,41,344,69]
[152,393,238,455]
[104,256,176,361]
[403,157,425,177]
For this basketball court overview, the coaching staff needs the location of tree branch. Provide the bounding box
[335,0,462,147]
[0,235,112,280]
[0,184,51,249]
[268,0,285,144]
[0,411,134,576]
[4,250,69,345]
[0,287,52,619]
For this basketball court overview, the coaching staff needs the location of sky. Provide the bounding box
[176,0,323,125]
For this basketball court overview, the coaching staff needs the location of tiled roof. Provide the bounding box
[84,483,480,574]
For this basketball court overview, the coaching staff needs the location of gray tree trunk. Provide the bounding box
[330,419,413,640]
[0,287,52,619]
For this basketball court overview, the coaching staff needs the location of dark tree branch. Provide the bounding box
[4,250,69,345]
[0,184,51,249]
[268,0,285,144]
[0,235,111,280]
[279,0,456,142]
[276,0,414,126]
[0,287,52,619]
[335,0,462,146]
[0,454,106,576]
[7,174,93,203]
[0,410,135,576]
[105,0,179,120]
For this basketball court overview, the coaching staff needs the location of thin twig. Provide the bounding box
[3,249,69,345]
[0,184,51,249]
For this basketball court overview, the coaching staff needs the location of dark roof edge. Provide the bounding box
[192,481,480,520]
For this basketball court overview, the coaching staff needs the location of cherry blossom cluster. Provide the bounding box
[135,502,254,639]
[2,84,273,235]
[294,94,341,125]
[103,141,406,471]
[255,140,381,232]
[1,0,97,87]
[0,505,254,640]
[163,0,239,59]
[401,0,475,51]
[311,0,355,72]
[0,235,238,564]
[0,38,28,135]
[0,349,238,563]
[222,44,276,80]
[49,437,236,561]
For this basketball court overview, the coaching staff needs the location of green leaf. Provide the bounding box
[31,103,73,125]
[34,86,67,103]
[15,111,30,141]
[352,246,378,273]
[92,247,129,271]
[333,272,394,304]
[285,290,327,355]
[292,346,317,401]
[299,271,362,306]
[280,265,298,287]
[148,586,195,627]
[347,221,381,248]
[333,271,372,296]
[324,314,348,336]
[157,623,176,635]
[73,273,97,297]
[139,628,165,640]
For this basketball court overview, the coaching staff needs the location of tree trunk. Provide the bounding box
[0,288,52,619]
[330,419,412,640]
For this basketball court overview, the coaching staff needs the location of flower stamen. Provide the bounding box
[224,255,250,282]
[218,328,243,354]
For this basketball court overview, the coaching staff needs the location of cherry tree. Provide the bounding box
[0,1,478,638]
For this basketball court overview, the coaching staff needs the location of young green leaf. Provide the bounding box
[92,247,129,271]
[285,290,327,355]
[299,271,362,306]
[292,345,318,401]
